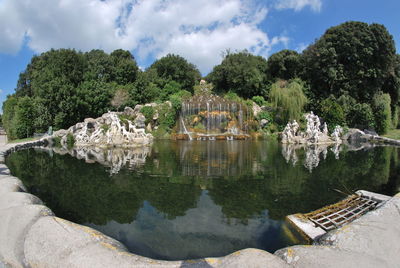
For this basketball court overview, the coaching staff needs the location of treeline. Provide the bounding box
[3,21,400,139]
[207,21,400,133]
[3,50,201,139]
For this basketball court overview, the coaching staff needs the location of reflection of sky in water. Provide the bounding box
[87,191,283,260]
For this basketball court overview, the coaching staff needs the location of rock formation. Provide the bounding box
[53,109,153,148]
[281,112,343,144]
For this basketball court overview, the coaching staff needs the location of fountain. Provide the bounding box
[177,81,251,140]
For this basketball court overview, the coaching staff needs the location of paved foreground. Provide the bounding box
[0,138,399,267]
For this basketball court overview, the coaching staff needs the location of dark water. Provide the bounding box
[5,141,400,260]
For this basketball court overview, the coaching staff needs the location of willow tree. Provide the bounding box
[269,79,308,124]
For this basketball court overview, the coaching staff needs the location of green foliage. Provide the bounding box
[302,21,398,103]
[193,81,213,95]
[269,80,308,124]
[147,54,201,92]
[266,49,302,80]
[2,95,19,139]
[252,96,267,106]
[347,103,375,130]
[158,104,176,129]
[372,92,392,134]
[319,98,346,130]
[66,133,75,149]
[14,96,35,139]
[140,106,155,124]
[223,92,242,103]
[257,111,272,124]
[160,81,182,101]
[392,106,399,129]
[207,50,269,97]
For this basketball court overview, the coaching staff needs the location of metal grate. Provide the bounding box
[305,194,380,231]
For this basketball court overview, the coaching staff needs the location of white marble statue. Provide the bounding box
[282,112,343,144]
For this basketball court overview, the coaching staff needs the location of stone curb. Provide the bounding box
[0,139,399,268]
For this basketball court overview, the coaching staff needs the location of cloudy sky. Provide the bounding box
[0,0,399,108]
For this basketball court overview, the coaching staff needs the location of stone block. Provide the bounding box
[319,196,400,267]
[0,192,43,210]
[0,178,27,194]
[211,248,290,268]
[0,205,53,268]
[275,245,388,268]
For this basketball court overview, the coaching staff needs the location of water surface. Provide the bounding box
[6,140,400,260]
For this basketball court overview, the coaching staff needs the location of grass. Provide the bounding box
[7,136,42,144]
[382,129,400,140]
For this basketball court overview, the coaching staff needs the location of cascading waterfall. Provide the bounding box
[178,93,251,140]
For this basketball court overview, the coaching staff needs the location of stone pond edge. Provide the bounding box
[0,138,399,268]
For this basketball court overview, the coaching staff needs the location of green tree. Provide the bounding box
[2,95,19,139]
[14,96,35,138]
[303,21,398,103]
[372,92,392,134]
[266,49,302,80]
[147,54,201,92]
[318,97,346,130]
[110,49,139,85]
[207,50,269,97]
[269,79,308,124]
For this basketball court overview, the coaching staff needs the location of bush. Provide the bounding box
[140,106,155,124]
[53,136,61,147]
[252,96,267,106]
[392,105,399,129]
[158,104,176,129]
[347,103,375,130]
[372,92,392,134]
[319,98,346,130]
[257,111,273,128]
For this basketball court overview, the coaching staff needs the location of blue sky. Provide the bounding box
[0,0,399,111]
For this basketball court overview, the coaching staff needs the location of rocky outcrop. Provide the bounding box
[53,109,153,148]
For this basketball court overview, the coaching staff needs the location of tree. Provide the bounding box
[207,50,269,97]
[372,92,392,134]
[147,54,201,92]
[14,96,35,138]
[266,50,302,80]
[269,79,308,125]
[318,97,346,130]
[302,21,398,103]
[2,95,19,139]
[110,49,139,85]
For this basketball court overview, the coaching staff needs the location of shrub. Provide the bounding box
[53,136,61,147]
[347,103,375,130]
[372,91,392,134]
[252,96,267,106]
[392,105,399,129]
[257,111,273,128]
[158,104,176,129]
[319,98,346,130]
[140,106,155,124]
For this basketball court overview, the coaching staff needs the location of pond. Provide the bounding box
[5,140,400,260]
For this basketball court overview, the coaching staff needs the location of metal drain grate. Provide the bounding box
[305,194,380,231]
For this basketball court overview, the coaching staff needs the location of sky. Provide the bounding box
[0,0,399,111]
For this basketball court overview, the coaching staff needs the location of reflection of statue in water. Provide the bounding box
[52,146,150,175]
[282,112,343,144]
[282,143,338,172]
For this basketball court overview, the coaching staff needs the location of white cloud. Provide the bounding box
[0,0,293,73]
[274,0,322,12]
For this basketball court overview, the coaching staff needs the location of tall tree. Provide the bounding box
[267,49,301,81]
[302,21,398,103]
[207,50,269,97]
[147,54,201,93]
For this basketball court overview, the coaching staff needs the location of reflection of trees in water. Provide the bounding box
[5,142,400,225]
